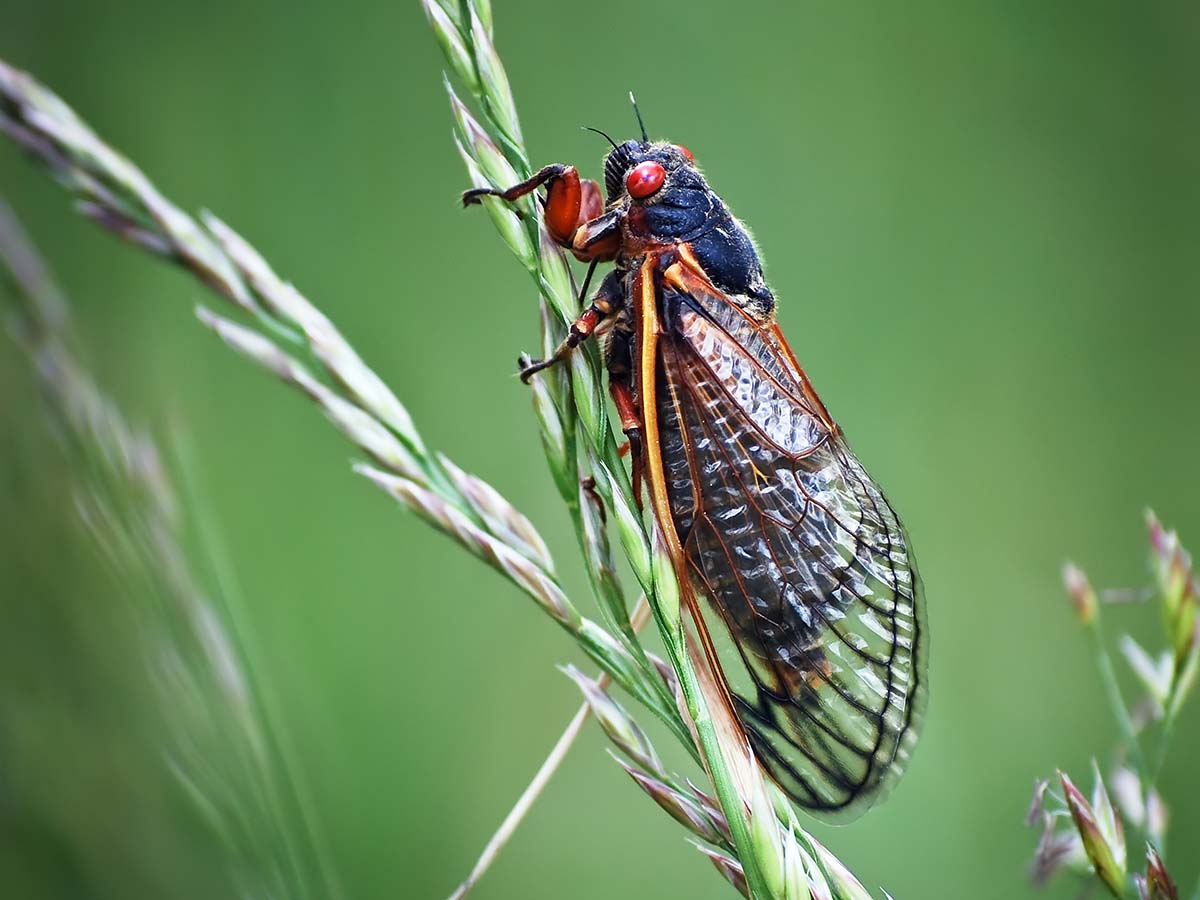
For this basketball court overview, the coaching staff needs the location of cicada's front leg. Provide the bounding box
[518,270,624,382]
[462,164,622,262]
[464,163,628,380]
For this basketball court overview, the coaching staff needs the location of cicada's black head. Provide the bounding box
[603,140,700,203]
[601,137,773,313]
[602,139,719,242]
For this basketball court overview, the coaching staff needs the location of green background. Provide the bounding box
[2,2,1198,898]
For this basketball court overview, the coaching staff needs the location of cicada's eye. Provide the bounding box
[674,144,694,163]
[626,161,666,199]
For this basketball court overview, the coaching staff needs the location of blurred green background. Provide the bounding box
[2,2,1199,898]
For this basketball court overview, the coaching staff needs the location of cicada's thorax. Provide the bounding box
[605,141,776,323]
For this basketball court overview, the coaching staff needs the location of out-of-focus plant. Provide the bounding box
[0,201,341,899]
[1027,513,1197,899]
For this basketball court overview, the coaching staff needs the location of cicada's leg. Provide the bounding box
[579,475,606,525]
[605,320,645,505]
[519,270,623,382]
[463,164,621,262]
[462,164,566,203]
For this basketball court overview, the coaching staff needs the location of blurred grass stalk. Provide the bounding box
[0,8,881,894]
[1028,514,1198,898]
[0,200,340,899]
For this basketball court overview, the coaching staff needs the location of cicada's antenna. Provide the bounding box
[628,92,648,144]
[582,126,620,152]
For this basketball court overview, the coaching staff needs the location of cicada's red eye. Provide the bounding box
[674,144,694,163]
[626,161,666,199]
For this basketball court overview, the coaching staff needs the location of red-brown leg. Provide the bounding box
[462,164,567,206]
[462,164,619,261]
[609,378,645,508]
[519,269,622,381]
[519,297,607,381]
[462,164,585,244]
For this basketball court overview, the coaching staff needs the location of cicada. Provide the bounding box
[464,108,927,820]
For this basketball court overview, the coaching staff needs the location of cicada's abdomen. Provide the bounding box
[652,260,926,820]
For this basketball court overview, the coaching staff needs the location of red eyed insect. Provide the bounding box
[464,106,927,820]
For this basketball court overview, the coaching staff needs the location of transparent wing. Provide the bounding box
[654,273,927,821]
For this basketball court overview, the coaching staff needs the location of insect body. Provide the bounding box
[465,125,926,820]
